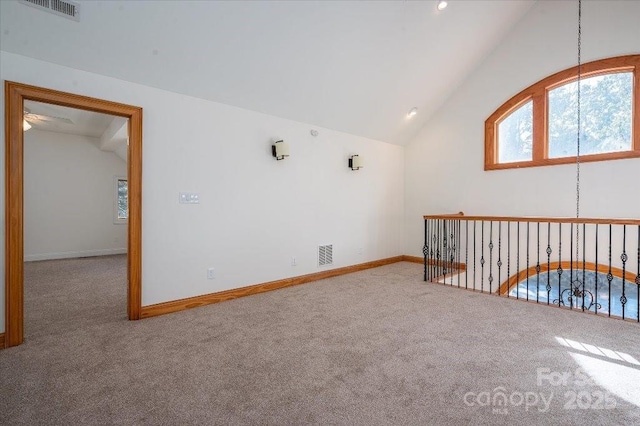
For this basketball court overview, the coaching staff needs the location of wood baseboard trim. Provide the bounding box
[141,256,405,319]
[0,333,5,349]
[401,255,467,271]
[24,248,127,262]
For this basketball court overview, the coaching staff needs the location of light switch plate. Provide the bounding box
[179,192,200,204]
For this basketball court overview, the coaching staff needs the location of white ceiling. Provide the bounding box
[1,0,535,145]
[24,100,115,138]
[23,100,129,162]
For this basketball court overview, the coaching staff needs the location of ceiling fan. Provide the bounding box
[23,107,74,130]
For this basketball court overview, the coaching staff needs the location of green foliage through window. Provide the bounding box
[117,179,128,220]
[548,72,632,158]
[498,100,533,163]
[485,55,639,170]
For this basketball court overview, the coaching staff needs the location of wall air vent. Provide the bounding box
[318,244,333,267]
[20,0,80,22]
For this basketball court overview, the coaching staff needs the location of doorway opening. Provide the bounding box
[5,81,143,348]
[23,100,129,339]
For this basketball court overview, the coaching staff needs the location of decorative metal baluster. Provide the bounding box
[481,221,485,293]
[431,223,436,281]
[516,222,520,299]
[474,221,477,291]
[607,225,612,317]
[423,219,428,281]
[546,223,552,305]
[557,223,563,308]
[432,221,436,279]
[455,220,459,285]
[569,223,574,310]
[429,219,433,281]
[636,225,639,322]
[498,222,502,295]
[443,220,448,281]
[441,219,444,279]
[437,220,441,279]
[444,220,448,284]
[637,225,640,322]
[465,221,469,290]
[450,221,456,286]
[526,222,530,301]
[595,224,599,315]
[436,219,439,279]
[582,223,586,311]
[621,225,627,320]
[450,220,454,284]
[507,222,511,298]
[456,220,462,288]
[430,221,434,280]
[428,219,431,281]
[489,221,494,293]
[536,222,541,303]
[449,220,453,286]
[450,220,455,282]
[457,220,461,288]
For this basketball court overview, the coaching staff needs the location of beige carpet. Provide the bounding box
[1,257,639,425]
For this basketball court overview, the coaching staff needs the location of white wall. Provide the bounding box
[23,129,127,261]
[405,0,640,257]
[0,51,405,332]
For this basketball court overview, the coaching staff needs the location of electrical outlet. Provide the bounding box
[207,268,215,279]
[291,257,297,266]
[358,247,363,254]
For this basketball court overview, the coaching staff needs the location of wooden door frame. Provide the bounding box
[4,81,143,348]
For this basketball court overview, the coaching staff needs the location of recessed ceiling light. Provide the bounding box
[408,107,418,118]
[437,1,448,11]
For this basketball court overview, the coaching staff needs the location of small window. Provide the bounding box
[114,176,128,224]
[485,55,640,170]
[498,100,533,163]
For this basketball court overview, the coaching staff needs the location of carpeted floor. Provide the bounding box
[1,257,639,425]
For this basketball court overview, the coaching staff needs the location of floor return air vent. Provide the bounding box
[318,245,333,267]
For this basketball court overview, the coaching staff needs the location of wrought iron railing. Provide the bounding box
[423,213,640,322]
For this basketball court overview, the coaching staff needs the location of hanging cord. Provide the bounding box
[575,0,582,276]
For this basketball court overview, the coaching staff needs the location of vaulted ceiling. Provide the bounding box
[0,0,535,145]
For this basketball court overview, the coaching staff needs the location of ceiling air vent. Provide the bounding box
[318,244,333,267]
[20,0,80,22]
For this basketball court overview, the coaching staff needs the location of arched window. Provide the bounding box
[499,262,639,320]
[485,55,640,170]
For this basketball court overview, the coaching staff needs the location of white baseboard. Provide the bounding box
[25,248,127,262]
